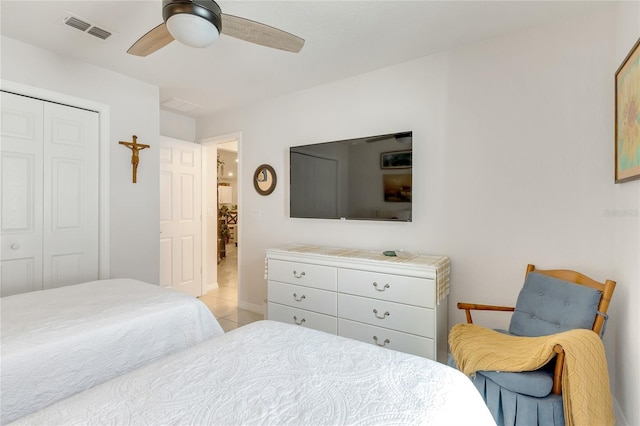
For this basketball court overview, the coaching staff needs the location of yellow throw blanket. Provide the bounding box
[449,323,614,426]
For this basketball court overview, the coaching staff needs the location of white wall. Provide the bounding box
[198,6,637,423]
[613,3,640,425]
[1,36,161,284]
[160,109,196,142]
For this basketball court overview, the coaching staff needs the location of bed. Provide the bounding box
[0,279,224,424]
[11,320,496,425]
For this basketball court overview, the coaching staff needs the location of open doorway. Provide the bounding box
[215,142,238,289]
[198,134,263,331]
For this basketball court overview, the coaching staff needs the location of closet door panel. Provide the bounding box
[49,253,83,289]
[2,154,34,231]
[43,102,99,289]
[0,92,44,297]
[0,259,38,296]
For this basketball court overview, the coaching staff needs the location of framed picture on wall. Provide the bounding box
[380,150,412,169]
[615,37,640,183]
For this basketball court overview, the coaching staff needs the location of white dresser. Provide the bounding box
[266,244,450,363]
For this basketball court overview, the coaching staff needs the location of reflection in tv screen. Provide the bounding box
[289,131,412,222]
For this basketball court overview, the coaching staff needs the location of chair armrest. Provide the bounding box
[552,344,564,395]
[456,302,515,324]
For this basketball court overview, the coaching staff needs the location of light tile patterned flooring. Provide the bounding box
[198,243,263,332]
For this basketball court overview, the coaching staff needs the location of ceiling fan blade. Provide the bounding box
[127,23,175,57]
[221,13,304,53]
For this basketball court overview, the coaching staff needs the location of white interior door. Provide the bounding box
[0,91,99,296]
[42,101,99,289]
[0,92,45,296]
[159,136,202,297]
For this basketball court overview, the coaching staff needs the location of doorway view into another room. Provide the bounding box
[198,140,262,331]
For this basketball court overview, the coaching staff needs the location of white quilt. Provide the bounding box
[1,279,223,424]
[12,320,495,426]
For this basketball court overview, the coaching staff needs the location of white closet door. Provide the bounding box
[0,92,45,296]
[159,137,202,297]
[42,102,99,289]
[0,92,99,296]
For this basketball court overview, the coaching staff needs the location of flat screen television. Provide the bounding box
[290,131,412,222]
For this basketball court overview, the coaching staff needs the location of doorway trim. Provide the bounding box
[200,132,242,299]
[1,80,110,279]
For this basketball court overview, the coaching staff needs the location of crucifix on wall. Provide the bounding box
[119,135,150,183]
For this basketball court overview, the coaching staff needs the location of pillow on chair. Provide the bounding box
[509,272,602,337]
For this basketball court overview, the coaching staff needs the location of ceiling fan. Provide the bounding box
[128,0,305,57]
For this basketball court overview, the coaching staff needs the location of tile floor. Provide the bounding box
[198,243,263,332]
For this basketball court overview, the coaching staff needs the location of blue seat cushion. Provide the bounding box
[478,369,554,398]
[449,353,555,398]
[509,272,602,337]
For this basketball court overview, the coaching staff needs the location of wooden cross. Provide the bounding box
[119,135,150,183]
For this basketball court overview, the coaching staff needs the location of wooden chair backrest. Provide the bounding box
[526,264,616,336]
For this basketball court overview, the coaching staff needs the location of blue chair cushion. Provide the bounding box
[449,353,555,398]
[508,272,602,337]
[479,369,554,398]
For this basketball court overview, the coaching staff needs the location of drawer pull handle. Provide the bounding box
[372,282,390,292]
[10,243,20,250]
[373,336,390,347]
[293,293,306,302]
[292,270,306,278]
[373,309,390,319]
[293,316,306,325]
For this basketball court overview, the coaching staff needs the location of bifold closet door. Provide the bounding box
[0,92,45,296]
[42,101,99,289]
[0,91,99,296]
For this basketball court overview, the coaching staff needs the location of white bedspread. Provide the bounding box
[1,279,223,424]
[12,320,495,426]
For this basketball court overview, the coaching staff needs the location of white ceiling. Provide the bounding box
[0,1,614,118]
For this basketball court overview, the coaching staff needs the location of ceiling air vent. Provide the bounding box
[63,14,112,40]
[87,26,112,40]
[64,16,91,32]
[160,98,201,113]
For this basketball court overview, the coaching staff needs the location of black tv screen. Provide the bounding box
[290,131,412,222]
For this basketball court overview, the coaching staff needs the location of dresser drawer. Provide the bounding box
[338,294,434,338]
[267,302,337,334]
[268,259,337,291]
[268,281,337,316]
[338,319,435,359]
[338,269,435,308]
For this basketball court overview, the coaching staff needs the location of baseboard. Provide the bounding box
[238,300,265,316]
[204,282,218,295]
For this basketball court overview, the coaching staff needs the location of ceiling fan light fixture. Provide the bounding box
[128,0,304,57]
[163,0,222,48]
[166,14,219,47]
